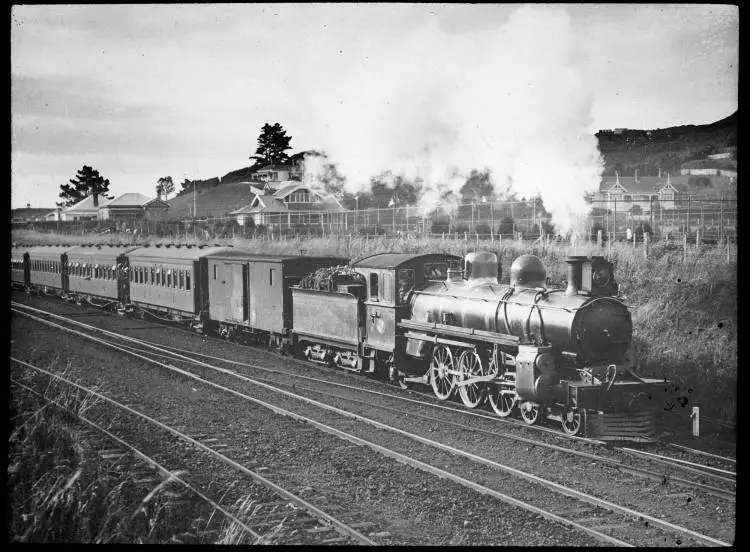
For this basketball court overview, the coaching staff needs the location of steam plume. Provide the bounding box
[299,6,603,234]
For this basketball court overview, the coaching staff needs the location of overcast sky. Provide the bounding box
[11,4,738,210]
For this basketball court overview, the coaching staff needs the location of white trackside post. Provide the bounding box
[691,406,700,438]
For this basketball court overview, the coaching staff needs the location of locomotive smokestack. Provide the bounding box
[565,256,587,296]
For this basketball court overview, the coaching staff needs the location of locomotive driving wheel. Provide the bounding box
[429,345,455,400]
[561,407,586,436]
[520,401,541,425]
[489,390,516,418]
[457,350,487,409]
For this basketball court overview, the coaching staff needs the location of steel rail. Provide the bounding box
[668,443,736,464]
[10,375,262,543]
[617,447,736,478]
[13,302,737,489]
[12,305,732,547]
[10,357,375,546]
[238,377,736,502]
[10,317,630,547]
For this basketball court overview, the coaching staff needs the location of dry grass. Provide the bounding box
[9,360,210,543]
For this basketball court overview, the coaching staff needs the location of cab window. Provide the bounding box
[397,269,415,304]
[369,273,379,301]
[424,263,448,281]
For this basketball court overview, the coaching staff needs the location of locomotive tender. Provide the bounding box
[12,243,670,439]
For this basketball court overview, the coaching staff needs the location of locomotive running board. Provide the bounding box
[399,320,520,347]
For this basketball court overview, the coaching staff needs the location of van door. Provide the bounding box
[229,262,245,322]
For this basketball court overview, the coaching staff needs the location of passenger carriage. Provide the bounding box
[205,252,348,346]
[66,245,140,306]
[126,244,229,324]
[27,245,73,295]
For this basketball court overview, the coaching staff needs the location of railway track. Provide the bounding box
[103,335,735,501]
[18,300,733,497]
[10,358,376,546]
[10,377,263,544]
[11,301,734,546]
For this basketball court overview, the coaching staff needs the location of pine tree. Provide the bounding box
[250,123,292,167]
[57,165,113,208]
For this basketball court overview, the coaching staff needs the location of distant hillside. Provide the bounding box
[596,111,737,176]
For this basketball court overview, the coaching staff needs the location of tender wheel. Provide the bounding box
[561,408,586,436]
[429,345,455,400]
[457,350,486,409]
[520,401,541,425]
[489,390,516,418]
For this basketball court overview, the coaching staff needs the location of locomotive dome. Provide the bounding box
[464,251,500,284]
[510,254,546,289]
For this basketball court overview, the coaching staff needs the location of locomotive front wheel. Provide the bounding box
[561,408,586,436]
[489,390,516,418]
[429,345,455,401]
[457,350,486,409]
[520,401,541,425]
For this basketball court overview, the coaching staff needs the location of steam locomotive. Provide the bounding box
[12,243,670,440]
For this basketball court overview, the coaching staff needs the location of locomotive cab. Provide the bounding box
[351,253,462,354]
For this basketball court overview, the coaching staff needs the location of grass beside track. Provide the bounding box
[12,228,737,425]
[7,358,272,544]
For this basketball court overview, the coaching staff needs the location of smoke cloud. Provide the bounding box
[299,6,603,234]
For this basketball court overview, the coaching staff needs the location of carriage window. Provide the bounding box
[186,271,191,290]
[167,270,172,288]
[213,265,217,280]
[369,273,379,301]
[173,269,178,288]
[179,270,184,290]
[269,268,275,287]
[397,269,415,304]
[150,267,155,285]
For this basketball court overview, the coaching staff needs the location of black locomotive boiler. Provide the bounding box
[397,251,668,438]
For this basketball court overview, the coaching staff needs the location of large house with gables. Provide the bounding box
[231,180,344,226]
[598,173,682,212]
[597,172,736,213]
